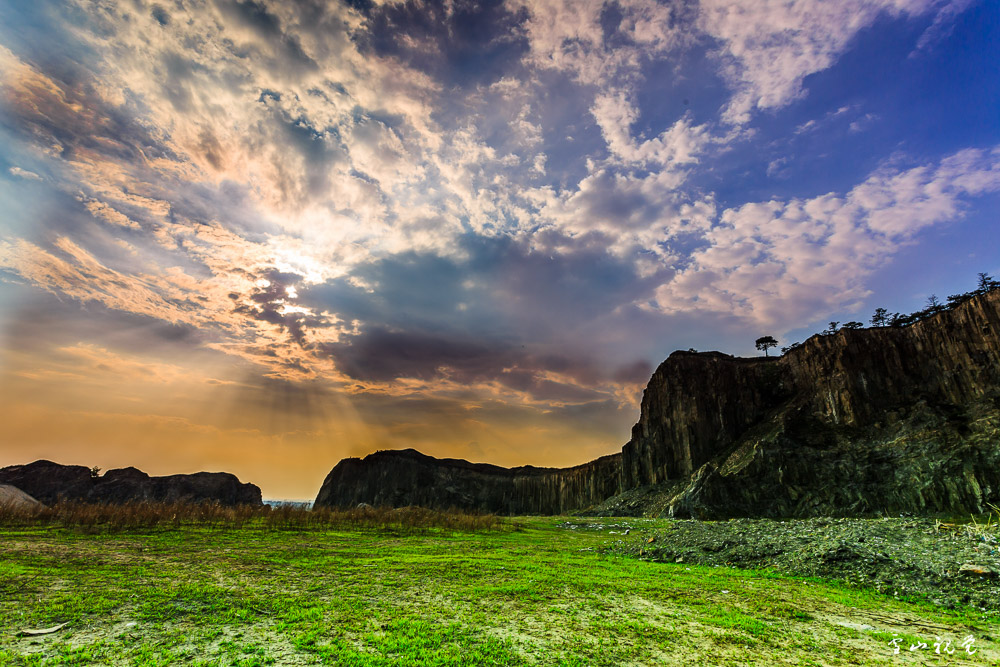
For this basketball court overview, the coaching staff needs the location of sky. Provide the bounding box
[0,0,998,500]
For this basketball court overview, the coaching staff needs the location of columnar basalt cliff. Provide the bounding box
[315,290,1000,517]
[0,461,264,506]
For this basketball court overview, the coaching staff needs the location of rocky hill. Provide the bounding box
[315,290,1000,518]
[0,461,263,507]
[315,448,620,514]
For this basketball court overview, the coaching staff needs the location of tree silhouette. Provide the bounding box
[755,335,778,356]
[978,272,999,293]
[870,307,888,327]
[978,272,991,293]
[842,321,863,329]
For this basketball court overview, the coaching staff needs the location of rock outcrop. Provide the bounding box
[0,461,263,506]
[0,484,44,511]
[314,448,620,514]
[315,290,1000,518]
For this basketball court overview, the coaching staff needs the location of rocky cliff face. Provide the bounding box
[314,448,621,514]
[0,461,263,506]
[316,290,1000,518]
[611,288,1000,518]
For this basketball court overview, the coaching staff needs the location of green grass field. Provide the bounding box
[1,517,997,666]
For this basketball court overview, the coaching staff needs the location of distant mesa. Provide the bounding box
[314,448,620,515]
[316,289,1000,518]
[0,484,44,511]
[0,461,263,507]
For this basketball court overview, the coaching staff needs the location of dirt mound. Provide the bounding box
[0,484,44,511]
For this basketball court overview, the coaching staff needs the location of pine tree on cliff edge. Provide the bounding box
[755,335,778,356]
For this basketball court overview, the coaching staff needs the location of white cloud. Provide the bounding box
[699,0,973,124]
[511,0,689,86]
[849,113,879,133]
[530,167,716,259]
[8,166,42,180]
[914,0,979,52]
[591,92,713,169]
[652,145,1000,327]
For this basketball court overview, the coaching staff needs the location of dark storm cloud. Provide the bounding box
[290,232,667,399]
[357,0,530,88]
[319,327,512,382]
[318,324,626,404]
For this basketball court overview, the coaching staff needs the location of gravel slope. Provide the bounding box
[574,517,1000,615]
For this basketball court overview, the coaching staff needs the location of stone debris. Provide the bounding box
[958,563,997,578]
[594,516,1000,615]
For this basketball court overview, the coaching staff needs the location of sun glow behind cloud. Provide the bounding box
[0,0,996,498]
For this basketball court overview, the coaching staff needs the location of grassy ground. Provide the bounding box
[1,517,997,666]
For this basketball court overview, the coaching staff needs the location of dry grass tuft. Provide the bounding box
[0,501,516,534]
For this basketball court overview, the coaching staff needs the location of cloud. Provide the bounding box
[0,237,203,326]
[358,0,530,88]
[913,0,979,52]
[591,92,713,168]
[849,113,879,134]
[530,167,717,260]
[512,0,691,86]
[319,323,631,406]
[8,166,42,180]
[321,327,510,384]
[78,196,142,229]
[699,0,975,124]
[652,145,1000,328]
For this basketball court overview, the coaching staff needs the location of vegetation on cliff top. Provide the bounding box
[772,272,1000,354]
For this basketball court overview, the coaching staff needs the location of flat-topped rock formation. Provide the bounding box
[314,448,620,514]
[0,461,263,506]
[316,289,1000,518]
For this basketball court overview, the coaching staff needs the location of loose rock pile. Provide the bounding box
[594,517,1000,614]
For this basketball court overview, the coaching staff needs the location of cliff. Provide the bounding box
[0,461,264,506]
[315,290,1000,518]
[633,288,1000,518]
[314,448,621,514]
